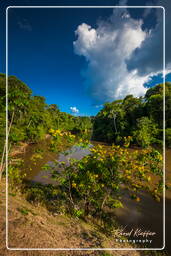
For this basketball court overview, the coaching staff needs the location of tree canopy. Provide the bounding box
[93,82,171,147]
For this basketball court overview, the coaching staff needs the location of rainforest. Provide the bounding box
[0,73,171,254]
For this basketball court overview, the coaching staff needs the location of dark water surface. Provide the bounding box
[21,141,171,251]
[31,144,91,185]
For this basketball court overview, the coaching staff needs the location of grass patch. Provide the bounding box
[17,207,37,216]
[9,192,16,197]
[17,207,29,215]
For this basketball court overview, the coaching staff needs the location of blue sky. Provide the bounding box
[0,0,171,116]
[7,7,113,116]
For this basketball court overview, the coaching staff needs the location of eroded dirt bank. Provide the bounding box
[0,179,143,256]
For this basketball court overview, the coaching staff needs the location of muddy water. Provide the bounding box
[30,144,92,185]
[21,138,57,181]
[112,149,171,250]
[21,142,171,251]
[165,149,171,253]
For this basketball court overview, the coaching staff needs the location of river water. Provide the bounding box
[20,141,171,251]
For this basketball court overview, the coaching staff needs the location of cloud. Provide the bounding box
[94,104,103,108]
[18,19,32,31]
[73,4,169,103]
[127,0,171,76]
[73,8,149,103]
[70,106,79,114]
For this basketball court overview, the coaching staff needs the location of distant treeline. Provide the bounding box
[0,74,171,154]
[0,74,92,153]
[92,82,171,147]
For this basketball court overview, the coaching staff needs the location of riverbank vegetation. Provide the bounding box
[93,82,171,148]
[1,74,171,158]
[0,73,92,145]
[48,144,163,218]
[0,73,92,178]
[2,178,165,255]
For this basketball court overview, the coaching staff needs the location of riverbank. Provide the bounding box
[9,134,52,158]
[2,139,170,255]
[0,178,144,256]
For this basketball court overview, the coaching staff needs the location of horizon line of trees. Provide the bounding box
[0,73,171,157]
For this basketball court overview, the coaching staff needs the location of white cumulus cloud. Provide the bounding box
[73,7,164,103]
[127,1,171,76]
[70,106,79,114]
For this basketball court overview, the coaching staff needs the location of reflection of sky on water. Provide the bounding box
[32,144,92,185]
[58,144,92,163]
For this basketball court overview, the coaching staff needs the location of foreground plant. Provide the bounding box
[8,158,26,190]
[49,128,76,151]
[50,144,163,217]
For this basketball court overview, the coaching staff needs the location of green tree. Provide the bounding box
[0,74,6,179]
[145,82,171,128]
[133,117,158,148]
[122,95,144,132]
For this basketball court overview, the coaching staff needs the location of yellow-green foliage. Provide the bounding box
[8,159,26,189]
[51,143,163,217]
[49,128,76,151]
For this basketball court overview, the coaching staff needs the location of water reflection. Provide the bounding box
[32,144,92,185]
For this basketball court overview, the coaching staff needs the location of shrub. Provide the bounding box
[166,128,171,147]
[8,159,26,189]
[133,117,158,148]
[10,126,26,143]
[50,144,163,218]
[26,125,46,142]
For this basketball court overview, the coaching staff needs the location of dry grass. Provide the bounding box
[0,178,144,256]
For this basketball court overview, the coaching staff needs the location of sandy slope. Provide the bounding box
[0,179,144,256]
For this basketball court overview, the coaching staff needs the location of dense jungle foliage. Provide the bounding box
[0,73,92,155]
[0,74,171,156]
[0,74,171,155]
[93,82,171,148]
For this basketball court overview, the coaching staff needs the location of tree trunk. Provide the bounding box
[27,119,32,128]
[101,193,109,211]
[68,175,75,208]
[0,111,15,181]
[113,114,118,133]
[84,201,90,216]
